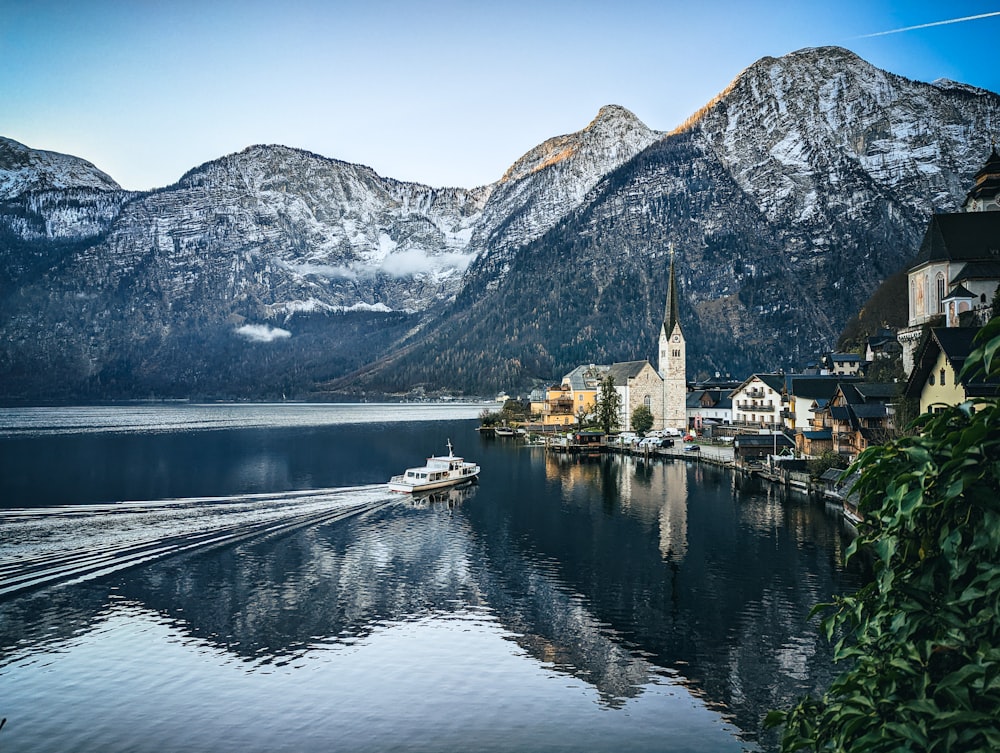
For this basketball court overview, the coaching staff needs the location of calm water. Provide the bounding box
[0,404,862,752]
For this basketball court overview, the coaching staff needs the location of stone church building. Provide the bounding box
[899,148,1000,374]
[542,246,688,433]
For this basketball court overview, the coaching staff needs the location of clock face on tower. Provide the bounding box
[672,335,680,343]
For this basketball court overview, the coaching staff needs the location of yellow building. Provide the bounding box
[905,327,1000,414]
[538,365,607,427]
[540,383,576,426]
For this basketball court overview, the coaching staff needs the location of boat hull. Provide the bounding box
[388,473,479,494]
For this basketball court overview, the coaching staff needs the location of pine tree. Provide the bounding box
[595,375,622,434]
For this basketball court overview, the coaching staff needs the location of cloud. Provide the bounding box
[853,11,1000,39]
[380,249,474,277]
[287,262,357,280]
[280,250,475,280]
[235,324,292,343]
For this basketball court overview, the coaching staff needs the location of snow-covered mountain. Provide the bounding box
[466,105,662,288]
[2,46,999,400]
[368,47,1000,393]
[0,137,121,199]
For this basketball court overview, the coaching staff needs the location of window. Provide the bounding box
[929,373,935,386]
[936,273,946,313]
[644,395,651,409]
[672,349,681,358]
[940,368,946,386]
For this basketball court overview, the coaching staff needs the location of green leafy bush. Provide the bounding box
[768,317,1000,751]
[631,404,654,435]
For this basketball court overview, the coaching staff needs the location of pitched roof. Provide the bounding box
[686,390,706,408]
[911,212,1000,269]
[853,383,898,401]
[786,376,847,400]
[607,360,655,385]
[802,429,832,440]
[951,260,1000,284]
[734,433,795,448]
[563,364,609,391]
[942,283,976,301]
[903,326,1000,398]
[852,403,888,419]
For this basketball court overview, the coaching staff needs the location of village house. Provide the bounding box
[686,388,733,433]
[539,383,576,427]
[561,364,605,420]
[903,327,1000,414]
[823,382,897,461]
[864,328,903,362]
[782,375,855,456]
[730,374,784,431]
[825,352,864,376]
[733,432,795,465]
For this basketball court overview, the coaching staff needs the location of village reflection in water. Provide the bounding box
[0,423,861,752]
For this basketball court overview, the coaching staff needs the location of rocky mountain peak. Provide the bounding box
[500,105,659,184]
[0,137,121,200]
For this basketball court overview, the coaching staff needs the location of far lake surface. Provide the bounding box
[0,404,862,752]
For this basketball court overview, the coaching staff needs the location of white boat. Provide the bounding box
[387,439,481,493]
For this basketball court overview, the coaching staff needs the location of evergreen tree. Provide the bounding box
[595,375,622,434]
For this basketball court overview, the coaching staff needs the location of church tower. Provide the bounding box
[658,246,687,431]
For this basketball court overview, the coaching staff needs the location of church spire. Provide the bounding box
[663,243,682,336]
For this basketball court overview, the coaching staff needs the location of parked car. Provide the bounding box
[683,444,700,452]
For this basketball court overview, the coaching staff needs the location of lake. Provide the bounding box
[0,404,862,752]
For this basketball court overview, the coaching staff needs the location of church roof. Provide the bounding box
[951,260,1000,284]
[606,360,654,385]
[941,283,976,301]
[911,212,1000,269]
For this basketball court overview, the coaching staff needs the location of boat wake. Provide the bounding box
[0,486,395,600]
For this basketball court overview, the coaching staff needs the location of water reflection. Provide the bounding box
[468,449,862,746]
[0,417,861,752]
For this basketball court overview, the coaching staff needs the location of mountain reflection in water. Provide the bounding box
[0,410,862,753]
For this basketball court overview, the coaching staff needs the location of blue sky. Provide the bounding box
[3,1,999,191]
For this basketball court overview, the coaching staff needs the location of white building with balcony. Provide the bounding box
[729,374,785,430]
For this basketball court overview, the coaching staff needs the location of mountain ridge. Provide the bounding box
[1,46,998,401]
